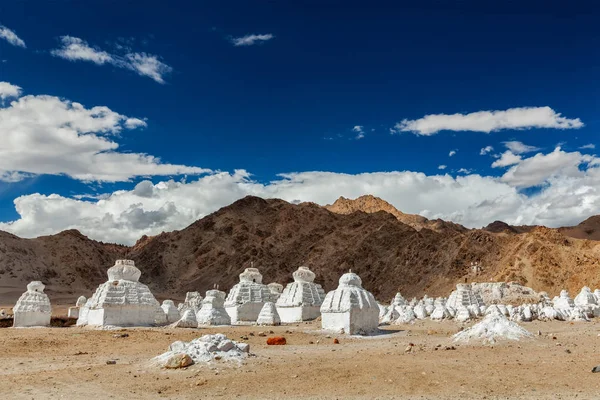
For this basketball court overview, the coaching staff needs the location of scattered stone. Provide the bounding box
[164,353,194,369]
[333,338,340,344]
[258,332,266,337]
[113,333,129,338]
[153,334,248,366]
[266,336,287,345]
[106,360,117,365]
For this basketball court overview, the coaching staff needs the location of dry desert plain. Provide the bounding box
[1,308,600,400]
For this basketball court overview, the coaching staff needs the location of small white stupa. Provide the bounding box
[196,288,231,325]
[78,260,166,327]
[320,270,379,335]
[13,281,52,327]
[256,302,281,325]
[161,300,181,324]
[574,287,597,307]
[172,309,198,328]
[68,295,87,319]
[276,266,326,323]
[554,290,575,310]
[224,267,275,323]
[178,292,203,314]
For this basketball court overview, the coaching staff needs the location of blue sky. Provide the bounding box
[0,1,599,244]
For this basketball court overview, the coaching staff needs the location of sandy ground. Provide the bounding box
[1,316,600,400]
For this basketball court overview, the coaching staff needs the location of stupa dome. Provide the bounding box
[338,271,362,287]
[293,266,316,283]
[107,260,141,282]
[27,281,45,293]
[239,267,263,284]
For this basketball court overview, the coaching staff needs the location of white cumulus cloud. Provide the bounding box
[0,24,26,48]
[394,107,584,136]
[449,150,457,157]
[0,82,208,182]
[491,151,522,168]
[0,81,22,101]
[580,144,595,150]
[3,152,600,245]
[51,36,172,84]
[231,33,275,46]
[438,165,447,170]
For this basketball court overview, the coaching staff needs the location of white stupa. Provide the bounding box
[13,281,52,327]
[172,309,198,328]
[574,286,597,307]
[68,295,87,319]
[276,266,326,323]
[267,283,284,301]
[256,302,281,325]
[391,292,408,307]
[161,300,181,324]
[320,271,379,335]
[78,260,166,327]
[196,289,231,325]
[447,284,486,310]
[554,290,575,310]
[178,291,203,314]
[224,267,275,323]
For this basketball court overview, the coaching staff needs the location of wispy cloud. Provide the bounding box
[0,24,26,48]
[51,36,172,84]
[438,165,447,170]
[394,107,583,136]
[51,36,112,64]
[503,141,540,154]
[480,146,494,155]
[231,33,274,47]
[580,143,595,150]
[352,125,365,140]
[449,150,457,157]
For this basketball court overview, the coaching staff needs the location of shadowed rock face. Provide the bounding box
[1,195,600,305]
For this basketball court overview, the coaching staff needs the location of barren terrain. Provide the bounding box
[1,319,599,399]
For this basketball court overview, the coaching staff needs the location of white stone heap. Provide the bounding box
[454,306,534,344]
[13,281,52,328]
[153,334,249,367]
[224,267,276,323]
[68,295,87,319]
[177,292,203,314]
[162,300,181,324]
[275,266,326,323]
[256,302,281,325]
[77,260,166,327]
[320,271,379,335]
[197,289,231,326]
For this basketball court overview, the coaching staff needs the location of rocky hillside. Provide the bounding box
[1,195,599,305]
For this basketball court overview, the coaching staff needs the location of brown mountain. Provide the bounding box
[0,229,127,303]
[325,195,468,233]
[559,215,600,241]
[1,195,600,306]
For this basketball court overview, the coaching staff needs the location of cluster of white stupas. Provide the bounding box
[379,284,600,326]
[11,258,600,335]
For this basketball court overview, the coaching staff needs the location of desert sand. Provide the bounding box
[1,315,599,399]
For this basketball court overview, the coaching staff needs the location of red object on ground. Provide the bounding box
[333,338,340,344]
[266,336,287,345]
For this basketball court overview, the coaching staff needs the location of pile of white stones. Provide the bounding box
[153,334,250,367]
